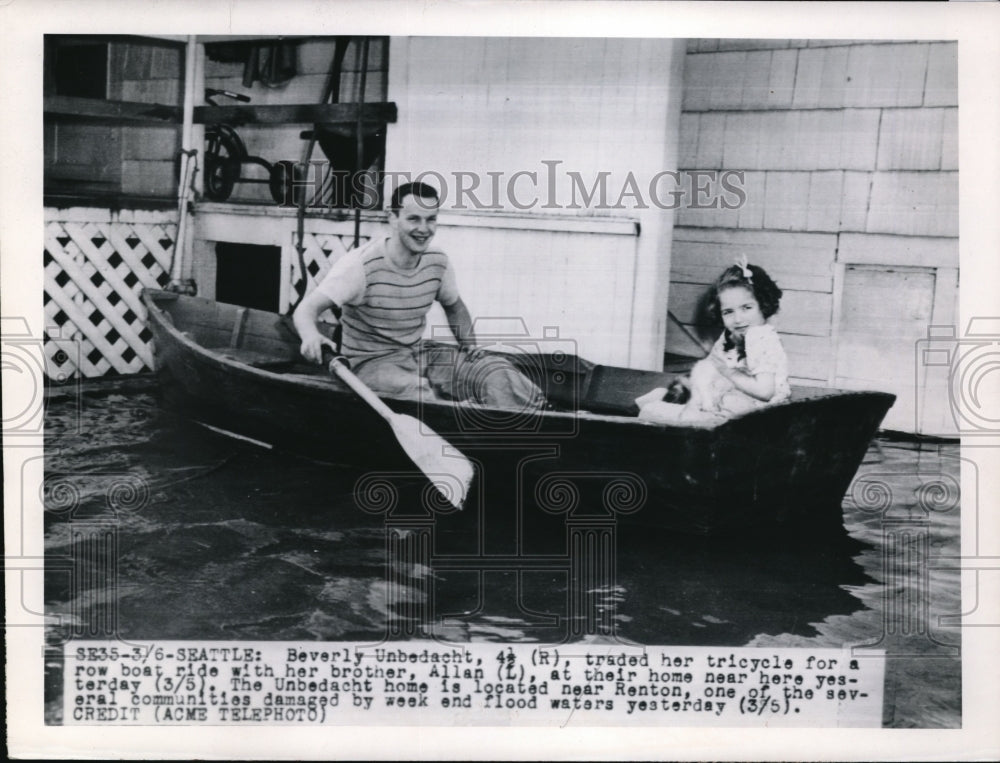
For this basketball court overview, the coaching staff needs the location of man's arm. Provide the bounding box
[293,251,366,363]
[441,297,476,352]
[293,289,340,363]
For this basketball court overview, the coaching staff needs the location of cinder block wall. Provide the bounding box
[47,39,388,202]
[670,39,958,434]
[116,43,184,198]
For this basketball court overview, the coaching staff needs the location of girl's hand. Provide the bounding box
[710,353,736,379]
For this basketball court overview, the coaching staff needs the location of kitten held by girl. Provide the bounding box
[637,257,790,424]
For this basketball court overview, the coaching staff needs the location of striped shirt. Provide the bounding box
[316,237,459,357]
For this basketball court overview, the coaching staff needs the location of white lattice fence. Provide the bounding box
[44,218,175,379]
[288,231,370,308]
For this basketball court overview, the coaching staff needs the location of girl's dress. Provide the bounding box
[692,323,790,415]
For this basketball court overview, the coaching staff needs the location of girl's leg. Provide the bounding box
[635,387,667,408]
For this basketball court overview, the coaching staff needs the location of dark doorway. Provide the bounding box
[215,242,281,312]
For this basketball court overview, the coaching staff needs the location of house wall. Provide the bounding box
[44,37,685,379]
[670,39,958,435]
[387,37,685,369]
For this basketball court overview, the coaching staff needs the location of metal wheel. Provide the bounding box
[204,124,247,201]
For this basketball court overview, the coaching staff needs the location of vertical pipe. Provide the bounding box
[354,37,370,249]
[180,36,197,154]
[171,36,199,286]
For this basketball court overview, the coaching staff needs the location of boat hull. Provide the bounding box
[143,289,895,535]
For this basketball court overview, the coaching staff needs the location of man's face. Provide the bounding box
[390,193,438,255]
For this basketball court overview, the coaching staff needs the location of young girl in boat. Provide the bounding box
[636,257,790,424]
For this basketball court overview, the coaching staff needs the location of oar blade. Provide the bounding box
[388,413,473,509]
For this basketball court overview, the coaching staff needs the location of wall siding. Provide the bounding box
[673,40,959,434]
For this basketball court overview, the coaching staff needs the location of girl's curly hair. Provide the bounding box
[706,263,783,324]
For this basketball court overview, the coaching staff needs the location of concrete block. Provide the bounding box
[149,46,182,79]
[877,108,945,170]
[678,113,700,168]
[840,172,872,232]
[940,107,958,170]
[120,79,180,105]
[763,171,811,230]
[121,160,175,197]
[122,126,179,161]
[119,44,151,80]
[924,42,958,107]
[792,46,849,109]
[807,40,850,48]
[844,43,928,108]
[695,113,726,168]
[805,171,845,231]
[866,171,959,237]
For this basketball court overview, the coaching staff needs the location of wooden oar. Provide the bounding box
[323,350,473,509]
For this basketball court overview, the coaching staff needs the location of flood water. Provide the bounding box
[43,381,961,727]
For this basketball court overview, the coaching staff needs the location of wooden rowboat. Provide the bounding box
[142,288,894,535]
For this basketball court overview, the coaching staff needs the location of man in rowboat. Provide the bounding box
[293,181,545,410]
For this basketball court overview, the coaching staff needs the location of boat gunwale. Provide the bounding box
[141,288,896,434]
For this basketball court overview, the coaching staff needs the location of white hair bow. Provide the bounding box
[736,254,753,283]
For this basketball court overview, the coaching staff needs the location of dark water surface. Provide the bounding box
[44,382,961,727]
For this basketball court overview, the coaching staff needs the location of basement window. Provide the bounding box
[215,243,282,313]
